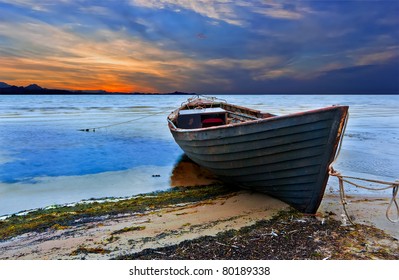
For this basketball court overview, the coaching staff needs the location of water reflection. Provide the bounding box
[170,154,221,187]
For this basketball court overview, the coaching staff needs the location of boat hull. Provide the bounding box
[169,105,348,213]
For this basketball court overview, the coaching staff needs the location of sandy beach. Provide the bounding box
[0,186,397,260]
[0,190,287,259]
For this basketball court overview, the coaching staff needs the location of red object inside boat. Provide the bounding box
[202,118,224,127]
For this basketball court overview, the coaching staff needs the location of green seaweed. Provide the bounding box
[0,185,233,241]
[105,235,120,243]
[70,246,111,256]
[112,226,146,235]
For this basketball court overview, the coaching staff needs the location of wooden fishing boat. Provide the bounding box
[167,96,349,213]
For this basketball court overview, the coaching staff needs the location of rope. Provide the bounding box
[181,95,227,109]
[78,110,170,132]
[328,112,399,223]
[329,168,399,223]
[79,95,225,131]
[387,186,399,222]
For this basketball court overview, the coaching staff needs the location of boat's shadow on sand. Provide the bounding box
[170,154,223,188]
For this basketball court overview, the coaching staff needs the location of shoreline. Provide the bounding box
[0,185,398,260]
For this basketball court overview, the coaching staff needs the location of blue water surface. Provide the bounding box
[0,123,180,183]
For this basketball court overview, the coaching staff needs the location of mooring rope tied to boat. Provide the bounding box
[77,109,171,132]
[328,111,399,224]
[329,167,399,224]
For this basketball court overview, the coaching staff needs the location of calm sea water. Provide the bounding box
[0,94,398,216]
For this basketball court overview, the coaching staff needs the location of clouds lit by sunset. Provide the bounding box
[0,0,398,93]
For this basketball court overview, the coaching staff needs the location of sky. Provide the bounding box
[0,0,398,94]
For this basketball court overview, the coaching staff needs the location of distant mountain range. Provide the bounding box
[0,82,12,88]
[0,82,195,95]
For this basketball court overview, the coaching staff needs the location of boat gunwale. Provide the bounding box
[168,102,348,133]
